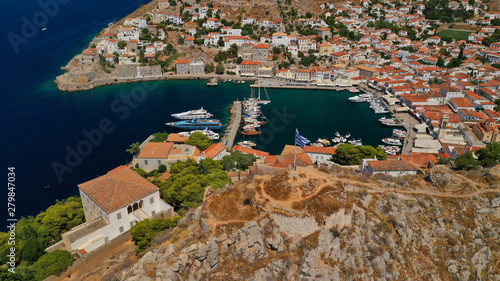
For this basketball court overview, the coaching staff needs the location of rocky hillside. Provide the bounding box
[121,165,500,281]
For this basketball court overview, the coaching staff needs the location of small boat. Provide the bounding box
[172,107,213,120]
[379,116,402,127]
[166,119,222,130]
[241,81,245,84]
[242,128,261,136]
[392,129,407,138]
[349,87,360,93]
[382,138,402,146]
[345,133,351,139]
[238,141,256,147]
[335,132,340,137]
[317,138,331,146]
[348,138,362,146]
[42,21,47,31]
[379,145,401,155]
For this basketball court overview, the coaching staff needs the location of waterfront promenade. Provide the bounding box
[221,101,242,148]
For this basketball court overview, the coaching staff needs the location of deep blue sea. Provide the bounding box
[0,0,394,225]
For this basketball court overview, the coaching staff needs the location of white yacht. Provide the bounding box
[171,107,213,120]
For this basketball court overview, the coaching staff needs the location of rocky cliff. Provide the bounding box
[122,165,500,280]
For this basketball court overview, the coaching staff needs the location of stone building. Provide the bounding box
[174,60,205,75]
[252,43,270,61]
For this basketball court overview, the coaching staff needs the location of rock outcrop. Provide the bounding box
[122,166,500,281]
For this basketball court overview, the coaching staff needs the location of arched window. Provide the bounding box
[133,203,139,211]
[139,200,144,208]
[127,205,132,214]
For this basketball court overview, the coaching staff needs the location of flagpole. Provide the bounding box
[294,129,297,171]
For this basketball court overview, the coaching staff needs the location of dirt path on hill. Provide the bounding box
[53,240,138,281]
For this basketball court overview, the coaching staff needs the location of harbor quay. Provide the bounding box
[220,101,242,148]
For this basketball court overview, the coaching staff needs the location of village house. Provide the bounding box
[304,146,336,164]
[56,166,173,255]
[174,60,205,75]
[239,61,260,77]
[361,159,420,176]
[252,43,271,61]
[201,143,227,160]
[135,142,200,171]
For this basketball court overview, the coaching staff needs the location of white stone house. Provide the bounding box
[57,167,173,255]
[303,146,336,164]
[202,143,227,160]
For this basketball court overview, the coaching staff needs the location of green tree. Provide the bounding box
[130,217,179,253]
[127,142,141,156]
[455,151,481,170]
[150,132,169,142]
[159,159,231,210]
[118,41,127,49]
[215,62,225,74]
[31,250,74,281]
[236,57,243,64]
[205,62,215,73]
[217,37,224,47]
[221,150,257,171]
[331,144,387,165]
[185,132,213,150]
[494,99,500,111]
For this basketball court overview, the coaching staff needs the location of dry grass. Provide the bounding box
[262,172,293,201]
[207,185,259,222]
[291,185,345,224]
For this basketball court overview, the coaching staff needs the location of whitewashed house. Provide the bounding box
[55,167,173,256]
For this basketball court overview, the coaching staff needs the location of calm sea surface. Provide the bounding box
[0,0,393,224]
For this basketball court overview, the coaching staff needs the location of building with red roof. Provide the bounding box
[203,143,227,160]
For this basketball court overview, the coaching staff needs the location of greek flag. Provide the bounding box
[295,129,309,149]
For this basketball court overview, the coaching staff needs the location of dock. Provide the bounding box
[207,77,219,87]
[221,101,242,149]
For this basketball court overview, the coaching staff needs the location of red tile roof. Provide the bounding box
[78,167,160,213]
[166,133,189,143]
[204,143,226,158]
[137,142,173,159]
[304,146,337,155]
[232,145,269,157]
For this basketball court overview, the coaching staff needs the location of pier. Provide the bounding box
[207,77,219,87]
[221,101,242,148]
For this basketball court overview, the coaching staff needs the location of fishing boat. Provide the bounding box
[379,116,402,127]
[241,128,261,136]
[238,141,256,147]
[171,107,213,120]
[379,145,401,155]
[381,138,402,146]
[166,119,222,130]
[392,129,407,138]
[349,87,360,93]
